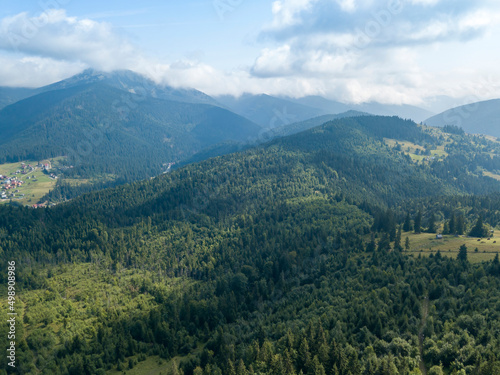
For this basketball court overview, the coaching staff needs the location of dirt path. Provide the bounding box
[418,296,429,375]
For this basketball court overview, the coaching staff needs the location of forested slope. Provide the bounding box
[0,71,260,183]
[0,116,499,375]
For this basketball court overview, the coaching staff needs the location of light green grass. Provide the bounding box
[0,159,58,205]
[106,348,205,375]
[383,138,448,163]
[483,171,500,182]
[403,231,500,263]
[107,355,171,375]
[0,263,193,374]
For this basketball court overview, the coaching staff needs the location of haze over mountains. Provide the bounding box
[0,70,261,180]
[425,99,500,138]
[284,96,436,123]
[0,87,36,110]
[216,93,435,127]
[1,68,499,189]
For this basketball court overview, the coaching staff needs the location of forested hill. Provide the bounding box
[1,115,500,375]
[0,70,261,182]
[0,87,35,110]
[33,115,500,224]
[425,98,500,137]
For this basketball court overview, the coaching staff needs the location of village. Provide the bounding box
[0,161,58,205]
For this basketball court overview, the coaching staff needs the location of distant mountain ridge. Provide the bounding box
[0,70,261,182]
[0,69,220,111]
[0,86,36,110]
[215,94,327,127]
[37,69,220,106]
[176,110,368,168]
[285,96,435,122]
[217,93,435,125]
[425,98,500,137]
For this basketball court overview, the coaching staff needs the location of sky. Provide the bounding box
[0,0,500,111]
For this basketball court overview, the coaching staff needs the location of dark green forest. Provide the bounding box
[1,116,500,375]
[0,75,260,186]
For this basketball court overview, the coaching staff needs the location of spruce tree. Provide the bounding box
[456,214,465,235]
[236,359,248,375]
[427,214,437,233]
[448,213,456,234]
[414,211,422,234]
[377,233,391,252]
[394,225,402,251]
[298,338,311,372]
[469,215,487,238]
[283,350,296,375]
[442,220,450,235]
[403,213,412,232]
[405,237,410,251]
[457,244,468,262]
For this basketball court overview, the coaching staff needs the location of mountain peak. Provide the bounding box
[36,69,219,106]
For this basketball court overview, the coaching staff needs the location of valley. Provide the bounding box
[0,159,59,206]
[1,70,500,375]
[1,1,500,374]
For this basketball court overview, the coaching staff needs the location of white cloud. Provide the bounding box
[251,45,295,77]
[270,0,317,29]
[0,10,138,71]
[248,0,500,104]
[0,5,499,107]
[0,54,86,87]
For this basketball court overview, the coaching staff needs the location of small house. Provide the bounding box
[436,234,443,239]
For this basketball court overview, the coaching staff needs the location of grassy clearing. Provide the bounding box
[384,138,425,152]
[64,178,92,186]
[106,348,206,375]
[106,355,171,375]
[0,159,67,205]
[403,231,500,263]
[384,138,448,163]
[483,171,500,182]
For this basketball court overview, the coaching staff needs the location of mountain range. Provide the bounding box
[1,68,499,198]
[284,95,435,122]
[425,98,500,137]
[216,94,435,126]
[0,70,261,181]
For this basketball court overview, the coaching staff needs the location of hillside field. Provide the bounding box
[404,231,500,263]
[0,159,58,205]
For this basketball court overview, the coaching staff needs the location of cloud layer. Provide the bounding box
[0,10,137,71]
[249,0,500,103]
[0,3,499,106]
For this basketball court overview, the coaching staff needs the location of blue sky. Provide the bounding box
[0,0,499,110]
